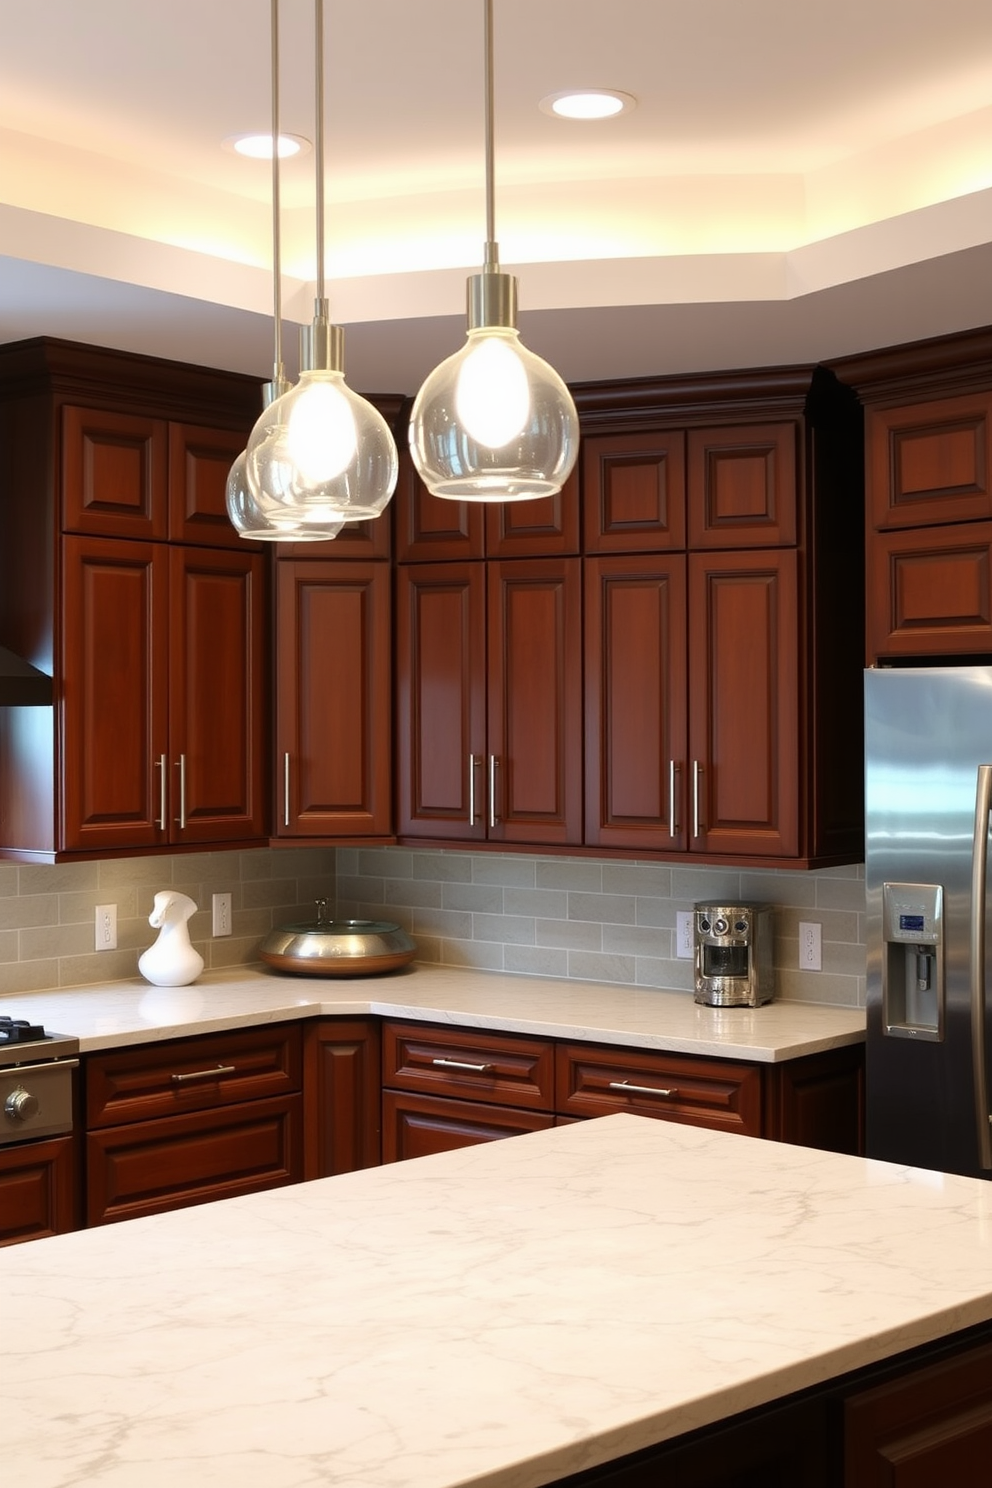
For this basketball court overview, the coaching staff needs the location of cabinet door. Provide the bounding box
[0,1135,78,1246]
[484,466,580,556]
[556,1043,763,1136]
[868,391,992,531]
[867,521,992,660]
[584,553,688,851]
[687,549,799,857]
[61,405,169,540]
[582,430,687,554]
[394,562,487,839]
[61,536,170,852]
[169,545,267,844]
[275,560,391,838]
[382,1090,555,1163]
[303,1019,382,1178]
[393,452,485,562]
[486,558,583,845]
[167,422,250,549]
[687,422,797,548]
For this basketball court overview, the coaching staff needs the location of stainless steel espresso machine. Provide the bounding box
[693,903,774,1007]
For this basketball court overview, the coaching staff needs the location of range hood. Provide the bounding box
[0,646,53,706]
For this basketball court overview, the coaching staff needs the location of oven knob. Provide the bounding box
[4,1087,39,1122]
[713,916,729,935]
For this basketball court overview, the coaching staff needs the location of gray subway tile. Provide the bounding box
[568,891,636,925]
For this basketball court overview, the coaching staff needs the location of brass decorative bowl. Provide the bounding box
[259,916,416,977]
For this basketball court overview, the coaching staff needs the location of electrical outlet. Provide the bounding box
[676,911,695,959]
[95,903,117,951]
[799,921,822,971]
[212,892,232,937]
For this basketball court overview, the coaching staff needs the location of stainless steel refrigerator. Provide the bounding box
[865,664,992,1179]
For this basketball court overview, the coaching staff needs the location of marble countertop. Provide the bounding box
[4,1113,992,1488]
[0,962,865,1062]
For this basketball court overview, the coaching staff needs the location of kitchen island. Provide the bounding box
[3,1112,992,1488]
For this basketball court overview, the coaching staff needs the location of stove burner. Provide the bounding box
[0,1016,49,1044]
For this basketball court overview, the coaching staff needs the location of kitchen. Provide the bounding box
[3,1,992,1483]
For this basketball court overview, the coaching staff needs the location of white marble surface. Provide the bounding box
[4,1113,992,1488]
[0,962,864,1061]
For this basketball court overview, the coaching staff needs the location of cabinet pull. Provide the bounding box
[608,1079,678,1099]
[431,1057,495,1074]
[489,754,499,828]
[171,1064,237,1085]
[175,754,187,830]
[669,760,681,838]
[692,760,703,839]
[155,753,167,830]
[284,752,291,828]
[468,754,477,826]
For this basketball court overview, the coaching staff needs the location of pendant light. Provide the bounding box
[408,0,579,503]
[243,0,398,527]
[227,0,343,541]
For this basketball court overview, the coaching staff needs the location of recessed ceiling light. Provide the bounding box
[540,89,636,121]
[223,133,310,160]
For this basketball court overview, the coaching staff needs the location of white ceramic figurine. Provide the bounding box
[138,890,204,987]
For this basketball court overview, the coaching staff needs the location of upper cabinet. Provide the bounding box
[0,337,267,862]
[833,327,992,662]
[394,367,865,867]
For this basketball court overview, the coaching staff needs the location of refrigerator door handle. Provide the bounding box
[970,764,992,1169]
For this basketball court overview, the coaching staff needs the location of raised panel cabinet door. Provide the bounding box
[395,562,487,840]
[61,535,170,852]
[392,451,485,562]
[486,558,583,846]
[687,422,797,548]
[167,422,251,548]
[484,464,581,556]
[687,549,799,858]
[866,522,992,661]
[303,1019,382,1179]
[868,391,992,532]
[168,546,267,845]
[0,1136,78,1246]
[582,430,687,554]
[275,560,392,838]
[584,553,688,851]
[61,405,169,540]
[381,1090,555,1163]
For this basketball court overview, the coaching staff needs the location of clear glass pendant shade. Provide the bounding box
[409,324,579,502]
[245,369,398,523]
[225,451,344,541]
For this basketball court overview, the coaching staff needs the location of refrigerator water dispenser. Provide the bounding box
[881,882,944,1041]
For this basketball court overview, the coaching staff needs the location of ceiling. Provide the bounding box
[1,0,991,397]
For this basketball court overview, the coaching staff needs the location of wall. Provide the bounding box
[336,847,867,1008]
[0,846,335,998]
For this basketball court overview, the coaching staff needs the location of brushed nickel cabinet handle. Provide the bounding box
[489,754,499,828]
[171,1064,236,1085]
[468,754,476,826]
[284,751,291,828]
[431,1058,495,1074]
[175,754,187,830]
[608,1079,678,1098]
[692,760,702,839]
[669,760,681,838]
[155,753,167,830]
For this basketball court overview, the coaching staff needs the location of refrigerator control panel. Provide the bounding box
[882,883,942,944]
[881,882,944,1041]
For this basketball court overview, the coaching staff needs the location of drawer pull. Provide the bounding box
[608,1079,678,1099]
[431,1058,495,1074]
[171,1064,237,1085]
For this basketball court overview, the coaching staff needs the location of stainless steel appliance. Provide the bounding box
[0,1017,79,1147]
[865,664,992,1178]
[693,903,774,1007]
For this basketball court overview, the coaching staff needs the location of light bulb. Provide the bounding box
[226,450,344,541]
[245,369,398,522]
[409,325,579,502]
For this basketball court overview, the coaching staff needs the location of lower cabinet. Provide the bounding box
[303,1018,381,1177]
[83,1024,303,1225]
[0,1134,79,1246]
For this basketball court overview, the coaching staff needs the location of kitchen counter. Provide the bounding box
[0,962,864,1061]
[3,1112,992,1488]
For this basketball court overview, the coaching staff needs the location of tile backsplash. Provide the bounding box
[0,844,867,1007]
[336,847,867,1008]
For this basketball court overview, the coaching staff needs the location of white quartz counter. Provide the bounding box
[4,1113,992,1488]
[0,962,864,1061]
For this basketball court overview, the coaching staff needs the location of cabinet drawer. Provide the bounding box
[86,1093,302,1225]
[556,1043,763,1136]
[382,1090,555,1162]
[85,1024,303,1128]
[382,1022,554,1111]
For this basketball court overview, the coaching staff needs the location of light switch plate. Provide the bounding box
[212,892,232,937]
[95,904,117,951]
[676,911,694,959]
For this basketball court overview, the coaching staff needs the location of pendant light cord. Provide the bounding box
[483,0,497,273]
[314,0,326,304]
[269,0,284,382]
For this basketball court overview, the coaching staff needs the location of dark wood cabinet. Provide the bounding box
[303,1018,381,1178]
[0,337,266,861]
[274,558,392,840]
[396,556,583,845]
[83,1023,303,1225]
[0,1135,79,1246]
[556,1042,764,1136]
